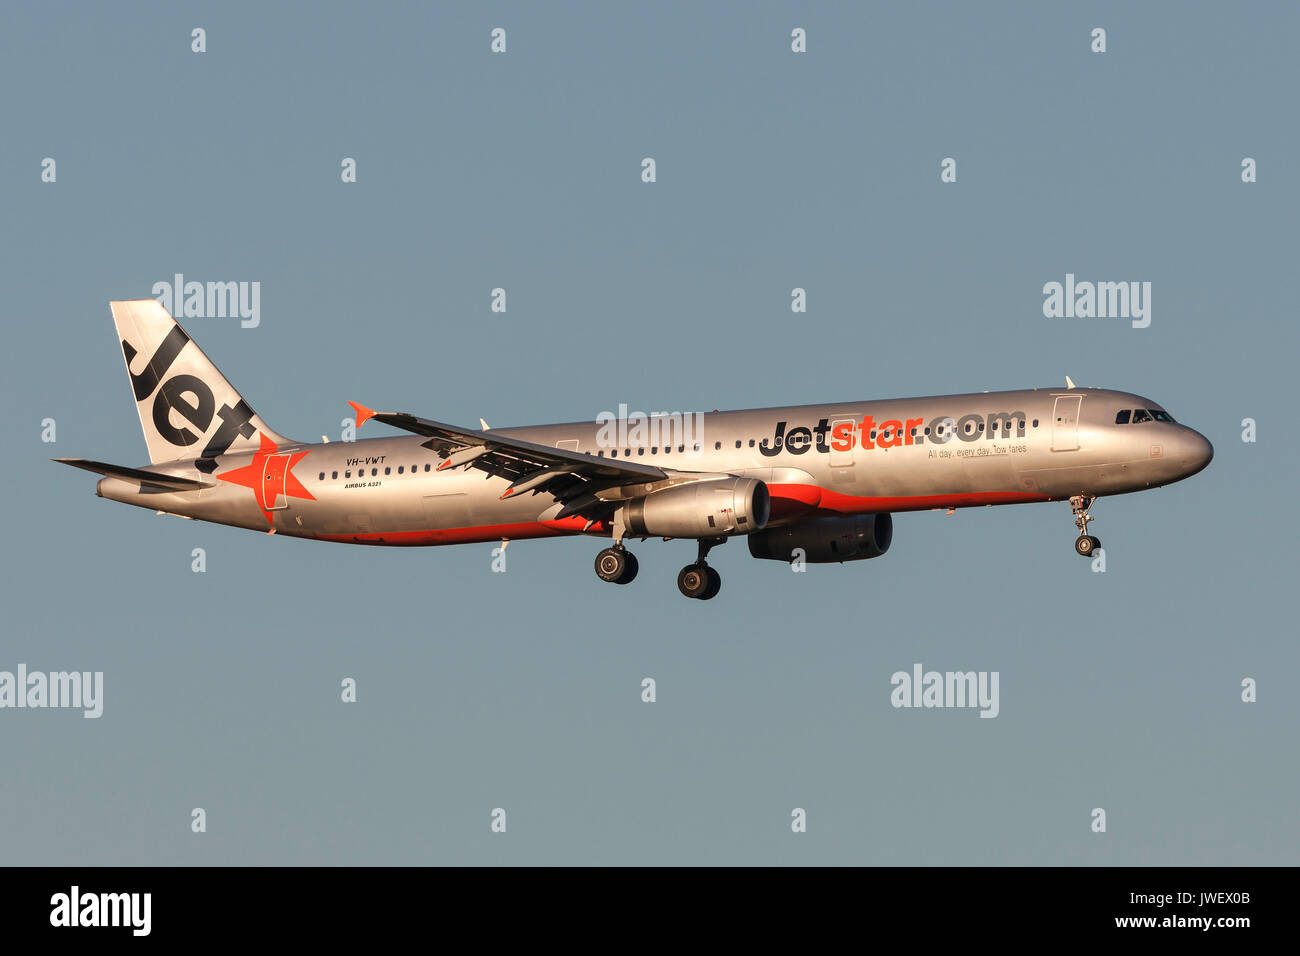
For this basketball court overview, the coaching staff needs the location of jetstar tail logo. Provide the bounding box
[123,326,258,465]
[216,433,315,524]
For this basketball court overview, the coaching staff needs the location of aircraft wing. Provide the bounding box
[348,403,667,506]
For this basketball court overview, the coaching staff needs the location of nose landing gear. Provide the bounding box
[1070,495,1101,557]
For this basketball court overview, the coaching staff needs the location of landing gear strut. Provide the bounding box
[678,537,724,600]
[1070,495,1101,557]
[595,510,639,585]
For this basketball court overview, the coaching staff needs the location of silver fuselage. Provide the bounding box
[95,387,1213,545]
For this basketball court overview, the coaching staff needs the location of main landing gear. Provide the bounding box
[677,537,724,601]
[594,546,639,585]
[1070,495,1101,557]
[593,536,724,599]
[594,507,639,585]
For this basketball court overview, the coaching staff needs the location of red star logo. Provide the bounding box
[216,433,316,525]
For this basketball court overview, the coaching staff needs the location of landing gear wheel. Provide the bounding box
[616,551,639,584]
[1068,496,1100,558]
[700,566,721,600]
[595,547,628,583]
[677,564,710,599]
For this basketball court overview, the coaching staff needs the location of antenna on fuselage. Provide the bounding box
[1065,376,1076,389]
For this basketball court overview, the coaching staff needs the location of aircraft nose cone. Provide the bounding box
[1181,429,1213,476]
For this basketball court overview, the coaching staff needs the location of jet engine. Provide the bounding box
[747,513,893,563]
[620,477,769,538]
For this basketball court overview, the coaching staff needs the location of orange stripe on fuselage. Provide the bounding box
[307,484,1053,546]
[767,483,1053,519]
[313,517,610,547]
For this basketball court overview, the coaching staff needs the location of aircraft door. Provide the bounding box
[262,453,292,510]
[1051,395,1083,452]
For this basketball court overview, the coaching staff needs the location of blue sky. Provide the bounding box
[1,0,1295,864]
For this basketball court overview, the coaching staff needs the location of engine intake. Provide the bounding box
[747,513,893,563]
[622,477,769,538]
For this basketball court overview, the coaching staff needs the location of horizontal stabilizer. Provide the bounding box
[53,458,206,491]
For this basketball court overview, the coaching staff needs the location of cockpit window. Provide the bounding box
[1131,408,1152,424]
[1150,409,1175,423]
[1115,410,1131,424]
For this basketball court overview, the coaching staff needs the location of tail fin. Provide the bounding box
[110,299,291,464]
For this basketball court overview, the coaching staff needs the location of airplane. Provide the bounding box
[56,300,1213,600]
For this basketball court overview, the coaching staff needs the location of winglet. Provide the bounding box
[349,401,376,428]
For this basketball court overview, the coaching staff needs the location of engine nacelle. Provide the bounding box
[621,477,770,539]
[747,513,893,563]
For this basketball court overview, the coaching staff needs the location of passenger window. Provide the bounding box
[398,466,404,474]
[332,471,338,479]
[1115,410,1131,424]
[748,439,755,447]
[345,471,351,478]
[1032,419,1039,427]
[371,468,378,476]
[318,472,325,480]
[424,464,431,472]
[715,442,721,450]
[1131,409,1152,424]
